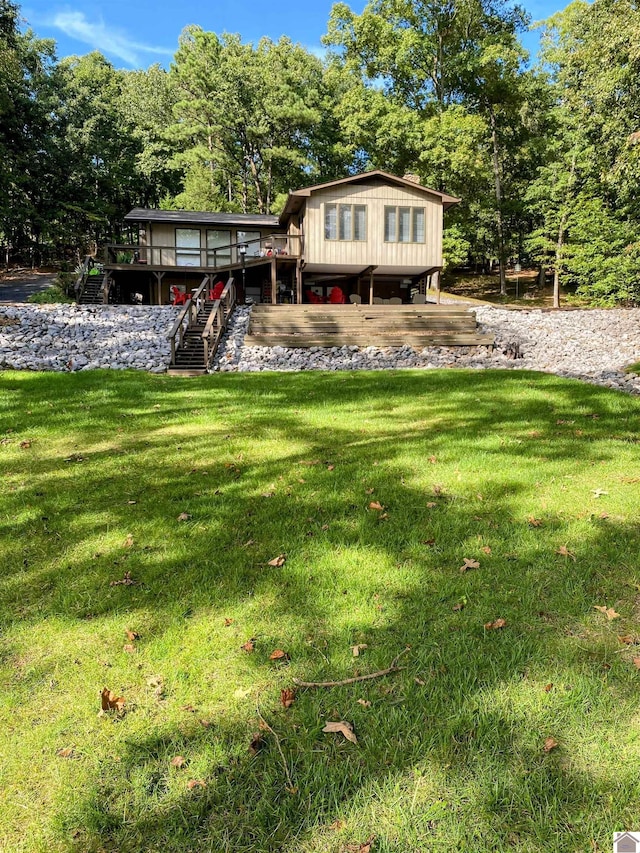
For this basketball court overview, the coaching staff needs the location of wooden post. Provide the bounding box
[295,259,302,304]
[433,269,441,304]
[271,258,277,304]
[369,270,374,305]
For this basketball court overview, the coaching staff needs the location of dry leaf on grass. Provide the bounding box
[368,501,384,511]
[632,657,640,670]
[357,698,371,708]
[125,629,139,641]
[19,439,32,449]
[484,618,507,630]
[101,687,125,712]
[452,601,466,612]
[110,571,135,587]
[345,836,375,853]
[248,733,265,755]
[543,737,559,753]
[170,756,186,768]
[594,605,620,620]
[555,546,576,560]
[281,688,295,708]
[224,618,234,626]
[591,488,608,498]
[329,819,346,831]
[268,554,286,567]
[527,516,543,527]
[187,779,206,790]
[428,455,437,464]
[460,558,480,573]
[269,648,290,661]
[124,533,134,548]
[241,639,256,653]
[56,747,75,758]
[123,644,136,654]
[544,683,554,692]
[426,501,437,508]
[481,545,492,555]
[177,512,191,522]
[351,644,368,657]
[618,635,639,645]
[322,720,358,745]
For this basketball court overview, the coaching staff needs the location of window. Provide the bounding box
[339,205,352,241]
[384,207,426,243]
[412,208,425,243]
[325,203,367,241]
[399,207,411,242]
[325,204,337,240]
[207,229,231,266]
[354,205,367,241]
[237,230,261,259]
[176,228,201,266]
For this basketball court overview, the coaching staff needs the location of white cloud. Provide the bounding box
[50,9,174,66]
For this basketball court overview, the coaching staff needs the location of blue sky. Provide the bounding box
[21,0,565,69]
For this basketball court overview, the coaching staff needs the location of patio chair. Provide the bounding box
[349,294,362,304]
[209,281,225,301]
[170,286,189,306]
[373,297,383,304]
[389,297,402,304]
[412,293,427,304]
[329,286,346,304]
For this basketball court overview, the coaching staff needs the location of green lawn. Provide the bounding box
[1,368,639,853]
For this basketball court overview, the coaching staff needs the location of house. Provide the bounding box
[615,833,640,853]
[102,171,459,306]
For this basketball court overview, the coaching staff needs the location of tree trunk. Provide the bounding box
[553,151,578,309]
[488,105,507,296]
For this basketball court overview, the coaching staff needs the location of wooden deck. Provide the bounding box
[244,304,494,348]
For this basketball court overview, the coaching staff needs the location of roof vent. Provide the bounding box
[403,173,421,184]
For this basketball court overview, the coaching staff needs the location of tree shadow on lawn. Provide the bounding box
[1,369,639,851]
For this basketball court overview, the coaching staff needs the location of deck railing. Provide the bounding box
[202,278,236,367]
[166,276,208,365]
[105,233,302,269]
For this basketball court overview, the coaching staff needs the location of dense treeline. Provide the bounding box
[1,0,639,303]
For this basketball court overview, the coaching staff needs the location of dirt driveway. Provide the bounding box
[0,269,57,303]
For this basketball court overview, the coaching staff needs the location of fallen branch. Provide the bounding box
[293,665,405,689]
[256,704,296,793]
[293,648,411,688]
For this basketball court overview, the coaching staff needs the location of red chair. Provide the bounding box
[170,286,189,306]
[306,289,325,304]
[209,281,225,301]
[329,286,346,304]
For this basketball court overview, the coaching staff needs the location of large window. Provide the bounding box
[176,228,201,266]
[384,206,426,243]
[325,203,367,241]
[207,229,231,266]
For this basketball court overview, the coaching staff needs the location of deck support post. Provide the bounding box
[295,259,302,304]
[153,271,165,305]
[271,258,277,305]
[369,270,374,305]
[433,269,441,304]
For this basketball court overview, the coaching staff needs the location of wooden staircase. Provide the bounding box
[79,274,106,304]
[244,304,493,348]
[167,278,237,375]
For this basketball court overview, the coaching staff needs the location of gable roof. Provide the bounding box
[280,170,460,220]
[124,209,280,228]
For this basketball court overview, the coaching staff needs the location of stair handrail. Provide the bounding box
[74,255,94,303]
[201,278,236,367]
[166,275,210,366]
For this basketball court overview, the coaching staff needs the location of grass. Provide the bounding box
[1,367,639,853]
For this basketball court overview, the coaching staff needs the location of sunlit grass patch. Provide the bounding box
[0,367,639,852]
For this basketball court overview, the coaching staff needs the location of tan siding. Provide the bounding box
[303,180,444,269]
